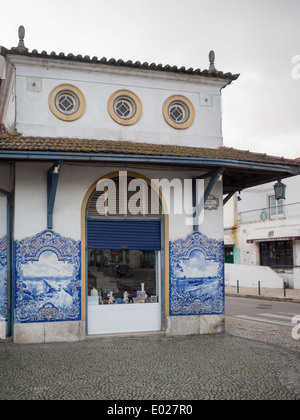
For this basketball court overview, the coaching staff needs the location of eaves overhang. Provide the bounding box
[1,149,299,194]
[0,148,297,170]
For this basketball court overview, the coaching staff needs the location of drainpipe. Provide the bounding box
[0,187,13,337]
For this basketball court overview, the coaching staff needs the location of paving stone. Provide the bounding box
[0,317,299,400]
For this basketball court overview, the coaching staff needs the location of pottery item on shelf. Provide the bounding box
[108,291,115,304]
[137,283,147,302]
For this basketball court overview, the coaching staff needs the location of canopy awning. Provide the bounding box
[0,134,299,194]
[246,226,300,243]
[224,234,235,246]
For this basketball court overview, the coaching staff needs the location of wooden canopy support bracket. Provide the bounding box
[223,190,238,206]
[47,160,63,229]
[192,168,225,231]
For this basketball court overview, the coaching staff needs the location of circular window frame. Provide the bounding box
[108,90,142,126]
[48,84,86,122]
[163,95,195,130]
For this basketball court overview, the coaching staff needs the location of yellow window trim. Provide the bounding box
[107,90,143,126]
[80,171,169,322]
[163,95,195,130]
[48,84,86,122]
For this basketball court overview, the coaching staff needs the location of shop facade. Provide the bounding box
[1,28,299,343]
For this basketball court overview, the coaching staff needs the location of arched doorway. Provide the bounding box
[81,171,169,335]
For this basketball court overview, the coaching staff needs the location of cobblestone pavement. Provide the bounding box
[0,316,299,401]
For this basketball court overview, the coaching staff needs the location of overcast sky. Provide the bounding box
[1,0,300,158]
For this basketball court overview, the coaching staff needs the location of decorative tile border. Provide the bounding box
[169,231,224,316]
[0,236,8,321]
[14,230,81,324]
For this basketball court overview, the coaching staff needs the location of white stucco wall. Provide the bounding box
[0,164,12,237]
[10,56,226,149]
[225,263,284,288]
[14,162,224,244]
[237,175,300,211]
[0,59,16,131]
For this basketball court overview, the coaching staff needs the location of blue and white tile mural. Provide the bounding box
[14,231,81,324]
[169,232,224,316]
[0,236,8,321]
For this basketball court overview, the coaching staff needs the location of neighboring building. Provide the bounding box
[224,175,300,289]
[1,27,299,343]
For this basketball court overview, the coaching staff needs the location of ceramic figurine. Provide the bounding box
[91,287,98,296]
[123,291,129,303]
[108,291,115,304]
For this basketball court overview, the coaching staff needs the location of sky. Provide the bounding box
[1,0,300,158]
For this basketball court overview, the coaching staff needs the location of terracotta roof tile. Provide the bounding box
[1,46,239,83]
[0,124,7,135]
[0,133,299,167]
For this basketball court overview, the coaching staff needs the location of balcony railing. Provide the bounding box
[238,202,300,224]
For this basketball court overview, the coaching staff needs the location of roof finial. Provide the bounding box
[17,25,28,52]
[209,50,216,71]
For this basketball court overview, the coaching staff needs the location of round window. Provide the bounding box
[56,92,77,114]
[163,95,195,129]
[48,84,86,121]
[115,98,134,119]
[169,103,186,123]
[108,90,142,126]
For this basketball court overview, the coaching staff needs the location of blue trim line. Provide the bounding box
[0,187,13,336]
[0,150,298,175]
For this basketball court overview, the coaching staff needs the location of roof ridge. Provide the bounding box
[2,48,240,81]
[1,33,239,83]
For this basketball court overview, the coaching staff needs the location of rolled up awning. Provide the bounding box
[224,234,235,246]
[246,226,300,243]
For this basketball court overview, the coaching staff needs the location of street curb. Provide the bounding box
[225,293,300,304]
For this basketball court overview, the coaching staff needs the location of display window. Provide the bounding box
[88,249,159,304]
[85,172,164,334]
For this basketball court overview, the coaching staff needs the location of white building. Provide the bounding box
[224,174,300,289]
[0,27,299,343]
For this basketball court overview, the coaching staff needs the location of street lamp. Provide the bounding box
[274,180,286,200]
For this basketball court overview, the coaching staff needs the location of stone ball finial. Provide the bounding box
[209,50,216,71]
[17,25,28,52]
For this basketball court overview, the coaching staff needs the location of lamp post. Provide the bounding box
[274,180,286,201]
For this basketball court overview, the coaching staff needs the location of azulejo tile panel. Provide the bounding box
[169,231,224,316]
[0,236,8,321]
[14,230,81,324]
